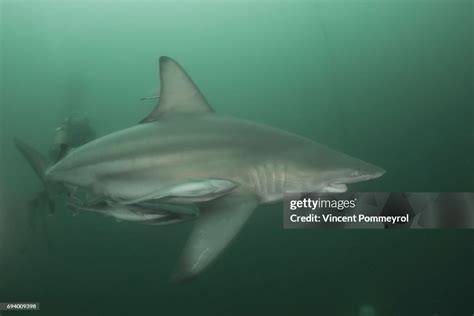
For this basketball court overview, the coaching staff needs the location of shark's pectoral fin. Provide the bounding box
[141,57,214,123]
[171,192,259,282]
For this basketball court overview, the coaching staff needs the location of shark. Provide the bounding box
[39,56,385,281]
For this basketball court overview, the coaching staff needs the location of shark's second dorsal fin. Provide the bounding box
[141,57,214,123]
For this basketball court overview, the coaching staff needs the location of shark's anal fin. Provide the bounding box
[171,192,259,282]
[141,56,214,123]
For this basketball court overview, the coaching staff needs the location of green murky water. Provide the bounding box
[1,1,472,315]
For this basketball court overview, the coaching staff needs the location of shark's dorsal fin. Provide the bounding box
[141,57,213,123]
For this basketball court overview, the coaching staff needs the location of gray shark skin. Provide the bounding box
[45,56,385,281]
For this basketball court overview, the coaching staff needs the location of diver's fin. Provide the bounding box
[14,139,55,213]
[140,57,214,123]
[171,191,259,282]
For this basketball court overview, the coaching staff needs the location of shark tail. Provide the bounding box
[14,139,55,213]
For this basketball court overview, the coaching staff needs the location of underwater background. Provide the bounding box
[1,1,473,315]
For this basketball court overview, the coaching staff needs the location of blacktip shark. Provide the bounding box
[41,56,385,281]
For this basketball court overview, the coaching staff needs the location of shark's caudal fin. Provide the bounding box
[14,139,55,213]
[171,192,259,283]
[141,56,214,123]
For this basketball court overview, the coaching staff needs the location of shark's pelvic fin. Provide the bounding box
[141,56,214,123]
[171,191,259,283]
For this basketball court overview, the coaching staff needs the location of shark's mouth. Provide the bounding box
[323,183,348,193]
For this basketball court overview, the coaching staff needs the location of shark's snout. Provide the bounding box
[348,159,386,182]
[348,169,385,182]
[363,165,386,180]
[325,162,386,191]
